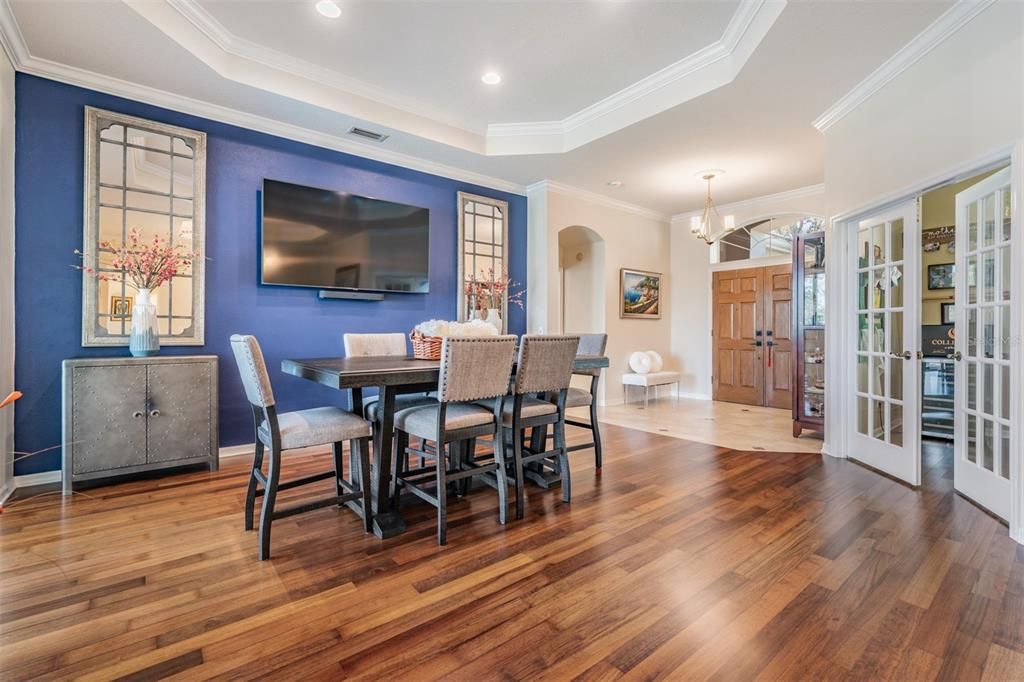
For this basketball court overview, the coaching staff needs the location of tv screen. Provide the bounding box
[260,179,430,293]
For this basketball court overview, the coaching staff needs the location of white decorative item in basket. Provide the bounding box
[414,319,499,338]
[411,319,499,360]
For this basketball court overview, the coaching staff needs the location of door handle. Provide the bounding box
[132,410,144,419]
[946,351,963,361]
[889,350,912,360]
[149,409,161,418]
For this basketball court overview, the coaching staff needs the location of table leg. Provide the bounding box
[371,385,406,539]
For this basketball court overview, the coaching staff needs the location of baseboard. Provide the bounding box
[220,443,334,459]
[13,470,61,488]
[219,443,255,458]
[0,480,13,507]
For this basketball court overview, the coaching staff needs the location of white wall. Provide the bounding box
[824,2,1023,218]
[529,186,672,405]
[669,184,826,400]
[0,47,14,500]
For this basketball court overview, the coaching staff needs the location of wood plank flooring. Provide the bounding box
[0,427,1021,680]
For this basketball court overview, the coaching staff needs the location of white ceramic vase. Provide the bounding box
[485,308,502,331]
[129,288,160,357]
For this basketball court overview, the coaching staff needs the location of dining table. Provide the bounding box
[281,353,610,539]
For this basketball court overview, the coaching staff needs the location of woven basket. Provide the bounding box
[410,330,443,360]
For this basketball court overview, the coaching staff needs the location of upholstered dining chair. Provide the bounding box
[563,332,608,469]
[230,334,373,560]
[495,335,580,518]
[390,335,517,545]
[342,332,436,420]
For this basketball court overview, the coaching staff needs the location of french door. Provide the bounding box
[850,200,921,484]
[954,168,1013,520]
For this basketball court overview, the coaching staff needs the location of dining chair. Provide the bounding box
[390,335,517,545]
[562,332,607,469]
[343,332,436,420]
[497,335,580,518]
[230,334,373,560]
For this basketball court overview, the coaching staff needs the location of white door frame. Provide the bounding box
[825,142,1024,544]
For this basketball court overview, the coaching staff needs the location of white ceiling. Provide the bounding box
[6,0,953,215]
[199,0,741,130]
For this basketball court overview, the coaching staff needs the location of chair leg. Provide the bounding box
[348,440,360,493]
[356,436,372,533]
[590,400,603,470]
[436,443,448,545]
[644,386,649,410]
[244,440,265,531]
[458,438,476,497]
[332,441,345,501]
[492,429,510,525]
[257,444,280,561]
[554,418,571,503]
[392,430,409,512]
[512,428,526,520]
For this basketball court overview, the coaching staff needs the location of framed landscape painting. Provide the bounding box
[620,268,662,319]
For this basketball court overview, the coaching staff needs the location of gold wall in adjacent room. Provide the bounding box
[919,168,1003,324]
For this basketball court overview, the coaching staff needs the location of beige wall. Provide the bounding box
[0,47,14,496]
[528,187,672,405]
[559,227,605,338]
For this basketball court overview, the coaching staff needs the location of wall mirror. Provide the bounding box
[82,107,206,346]
[456,192,509,330]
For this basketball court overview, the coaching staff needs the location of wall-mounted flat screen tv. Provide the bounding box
[260,179,430,293]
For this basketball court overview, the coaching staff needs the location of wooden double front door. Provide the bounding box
[712,264,793,409]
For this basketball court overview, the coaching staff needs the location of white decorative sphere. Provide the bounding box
[629,351,652,374]
[646,351,663,372]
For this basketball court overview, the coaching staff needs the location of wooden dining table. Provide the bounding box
[281,353,610,538]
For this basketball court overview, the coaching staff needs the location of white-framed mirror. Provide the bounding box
[81,107,207,346]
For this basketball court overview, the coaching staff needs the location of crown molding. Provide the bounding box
[487,0,786,155]
[0,1,526,195]
[812,0,995,132]
[670,183,824,223]
[528,180,670,222]
[126,0,785,157]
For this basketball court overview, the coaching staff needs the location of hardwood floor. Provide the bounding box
[1,425,1021,680]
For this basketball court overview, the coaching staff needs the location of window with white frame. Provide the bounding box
[718,216,824,263]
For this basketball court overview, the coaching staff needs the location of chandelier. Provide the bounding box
[690,170,735,245]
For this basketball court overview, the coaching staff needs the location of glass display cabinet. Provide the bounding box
[793,231,826,436]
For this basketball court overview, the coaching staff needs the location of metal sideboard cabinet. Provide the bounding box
[62,355,219,494]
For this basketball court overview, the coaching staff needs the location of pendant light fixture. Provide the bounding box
[690,170,736,245]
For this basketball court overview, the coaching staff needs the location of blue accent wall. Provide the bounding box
[14,74,527,475]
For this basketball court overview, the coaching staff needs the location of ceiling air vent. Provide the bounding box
[347,127,389,143]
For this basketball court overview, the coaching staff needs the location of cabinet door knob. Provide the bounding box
[132,411,144,419]
[149,409,161,418]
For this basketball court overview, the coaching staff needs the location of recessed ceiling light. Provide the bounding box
[481,71,502,85]
[607,180,623,188]
[316,0,341,19]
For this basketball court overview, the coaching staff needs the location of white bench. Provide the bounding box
[622,371,680,408]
